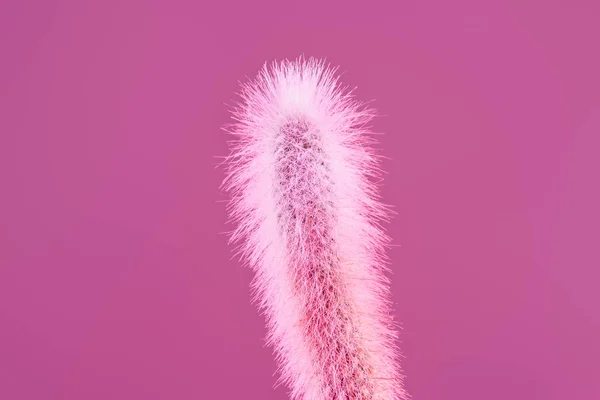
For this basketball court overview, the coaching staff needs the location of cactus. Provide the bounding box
[222,57,407,400]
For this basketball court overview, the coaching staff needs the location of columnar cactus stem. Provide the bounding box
[222,57,407,400]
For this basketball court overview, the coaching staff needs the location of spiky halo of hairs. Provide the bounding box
[221,56,408,399]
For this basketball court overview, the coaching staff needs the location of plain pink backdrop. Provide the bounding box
[1,1,599,399]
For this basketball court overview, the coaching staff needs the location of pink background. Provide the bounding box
[1,1,599,399]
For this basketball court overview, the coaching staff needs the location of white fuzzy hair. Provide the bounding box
[222,56,407,400]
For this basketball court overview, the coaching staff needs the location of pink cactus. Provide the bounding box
[222,57,408,399]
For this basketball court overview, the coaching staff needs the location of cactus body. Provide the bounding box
[223,57,407,400]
